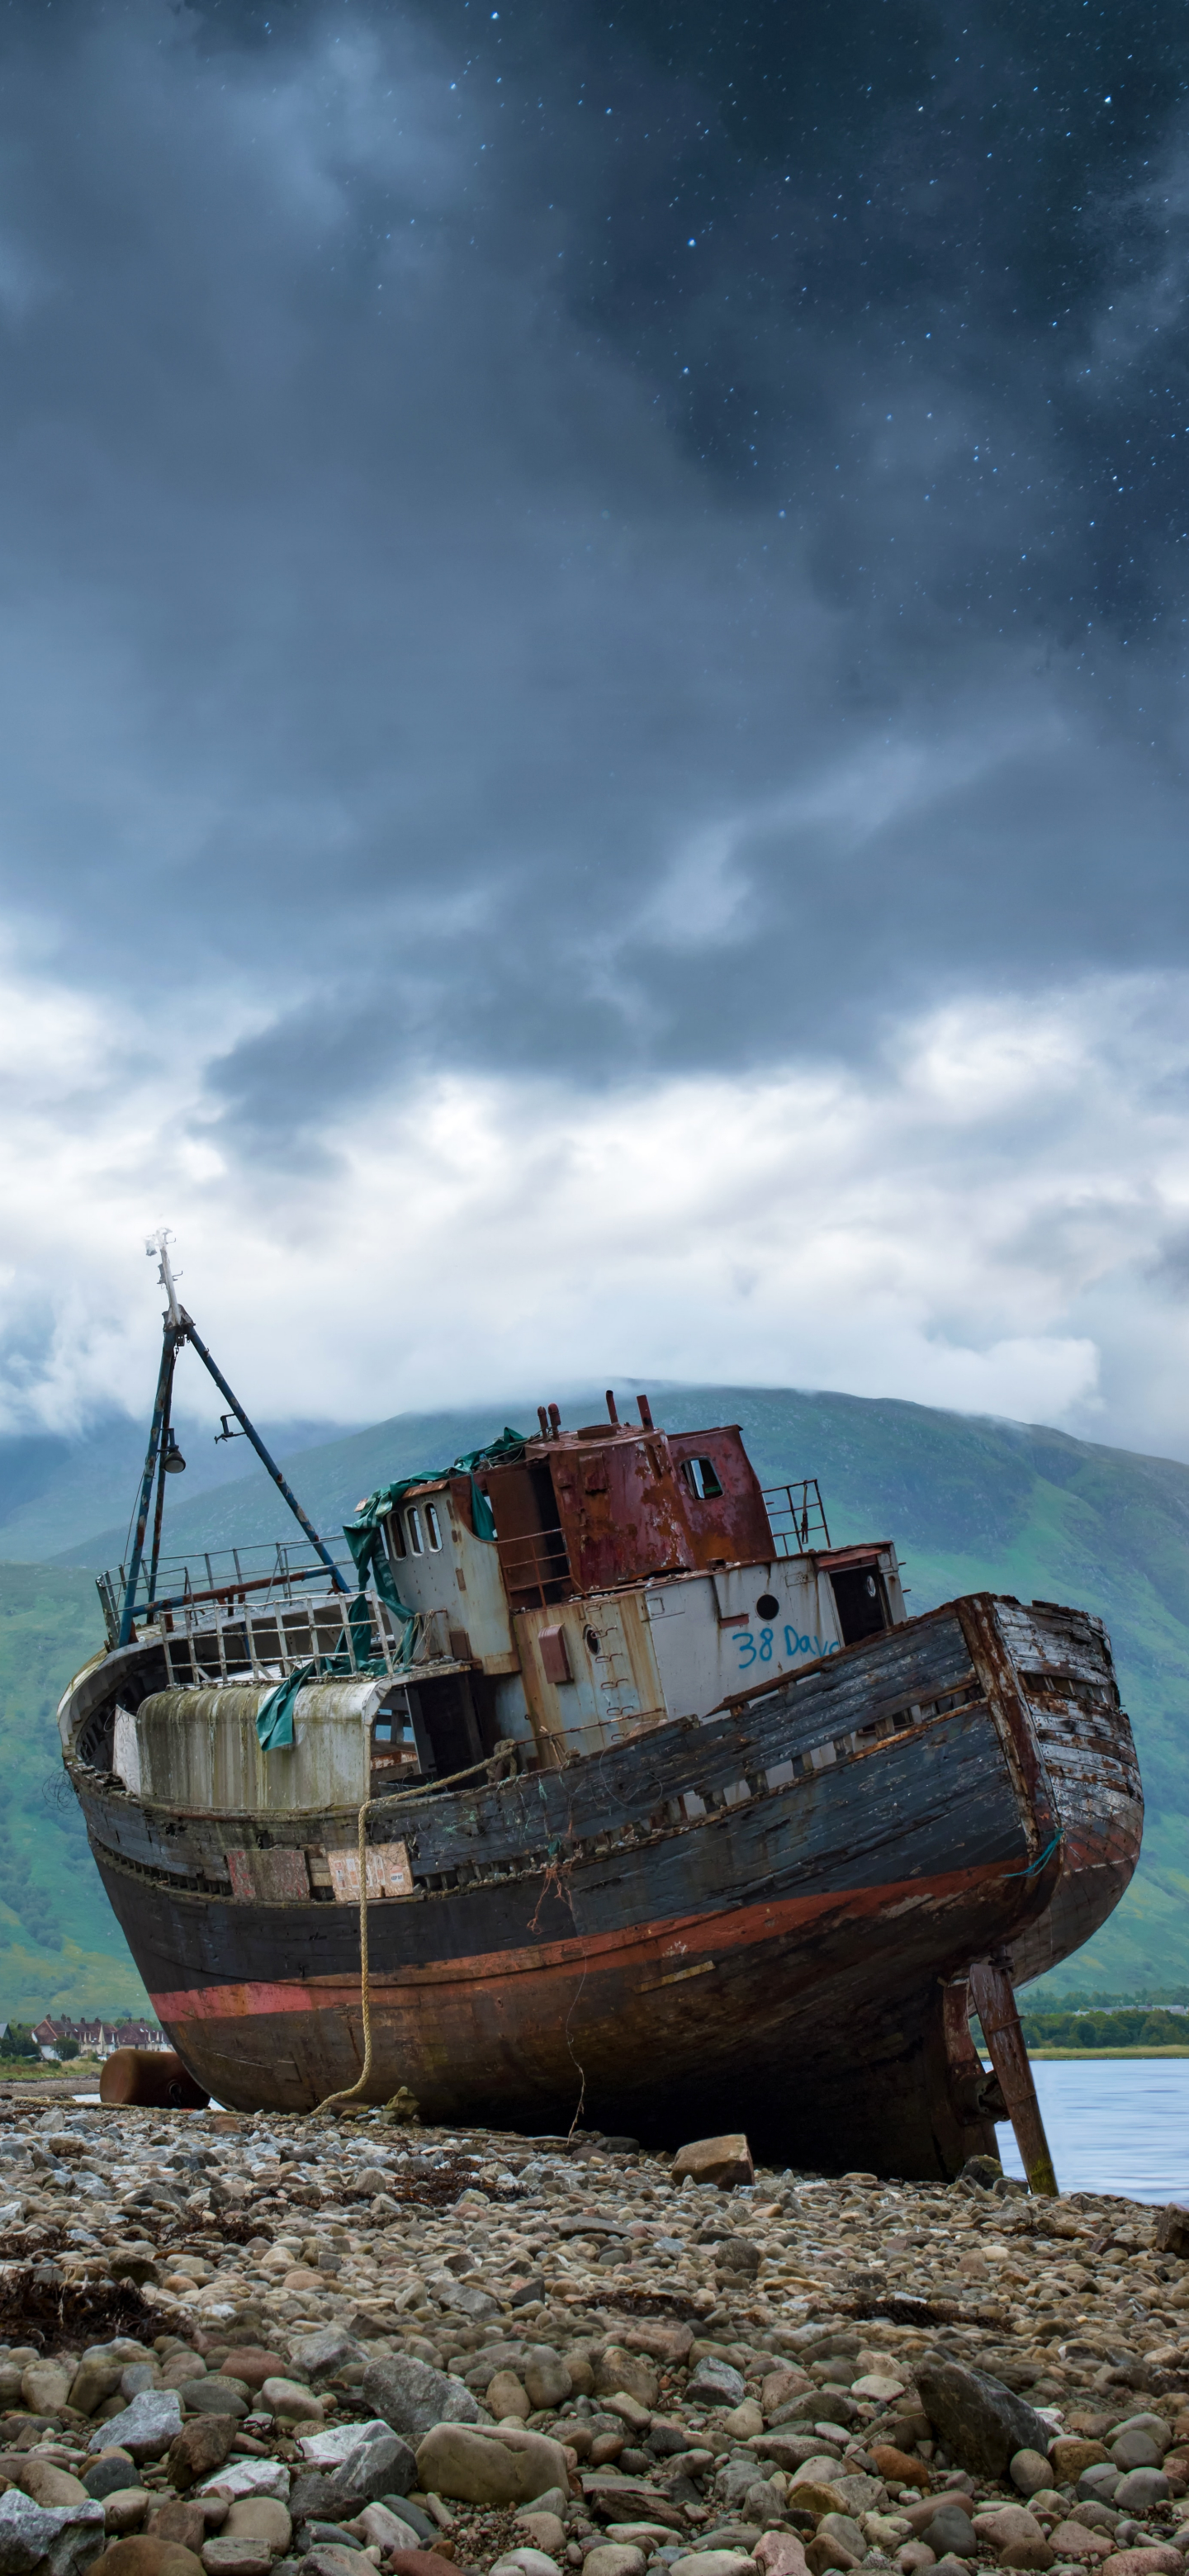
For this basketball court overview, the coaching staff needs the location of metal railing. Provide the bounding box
[155,1589,452,1688]
[97,1535,359,1648]
[763,1479,831,1554]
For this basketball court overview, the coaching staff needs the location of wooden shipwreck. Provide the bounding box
[59,1241,1142,2182]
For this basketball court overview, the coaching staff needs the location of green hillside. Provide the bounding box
[0,1564,151,2020]
[4,1382,1188,2013]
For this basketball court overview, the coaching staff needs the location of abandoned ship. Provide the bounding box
[59,1241,1143,2181]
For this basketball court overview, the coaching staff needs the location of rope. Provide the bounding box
[315,1790,377,2116]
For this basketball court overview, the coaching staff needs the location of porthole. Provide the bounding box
[425,1502,443,1551]
[406,1508,424,1556]
[756,1593,779,1619]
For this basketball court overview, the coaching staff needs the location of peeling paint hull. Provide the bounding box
[62,1591,1141,2176]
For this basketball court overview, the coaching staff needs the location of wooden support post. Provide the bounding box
[969,1953,1058,2197]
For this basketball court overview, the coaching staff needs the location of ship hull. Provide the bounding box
[64,1592,1141,2177]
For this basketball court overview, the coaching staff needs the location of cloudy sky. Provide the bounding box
[3,0,1189,1456]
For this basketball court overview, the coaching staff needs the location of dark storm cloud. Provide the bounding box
[1,0,1188,1147]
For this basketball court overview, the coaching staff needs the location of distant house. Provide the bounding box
[30,2015,166,2062]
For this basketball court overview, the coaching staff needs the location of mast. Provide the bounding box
[118,1234,349,1645]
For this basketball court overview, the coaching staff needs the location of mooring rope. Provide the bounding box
[315,1789,377,2116]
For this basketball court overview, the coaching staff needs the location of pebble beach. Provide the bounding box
[0,2107,1185,2576]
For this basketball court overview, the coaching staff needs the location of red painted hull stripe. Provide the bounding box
[150,1859,1005,2024]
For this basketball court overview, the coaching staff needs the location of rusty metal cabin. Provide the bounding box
[358,1402,907,1773]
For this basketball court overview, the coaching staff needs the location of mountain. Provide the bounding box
[0,1411,356,1565]
[2,1382,1187,2014]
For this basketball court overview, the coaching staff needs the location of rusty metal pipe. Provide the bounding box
[606,1388,619,1425]
[969,1952,1058,2196]
[637,1393,654,1428]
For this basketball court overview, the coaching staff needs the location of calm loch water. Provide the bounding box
[997,2057,1189,2200]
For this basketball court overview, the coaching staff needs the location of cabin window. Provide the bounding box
[407,1508,424,1556]
[424,1502,443,1551]
[683,1456,723,1501]
[830,1563,890,1646]
[388,1515,407,1559]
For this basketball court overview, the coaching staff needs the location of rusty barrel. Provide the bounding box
[99,2047,210,2110]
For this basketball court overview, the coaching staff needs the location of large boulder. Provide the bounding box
[916,2356,1054,2480]
[166,2423,236,2493]
[0,2490,107,2576]
[89,2397,184,2466]
[670,2135,753,2190]
[414,2427,566,2507]
[592,2350,658,2409]
[319,2434,417,2518]
[361,2356,480,2449]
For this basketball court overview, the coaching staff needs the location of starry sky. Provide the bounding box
[4,0,1189,1453]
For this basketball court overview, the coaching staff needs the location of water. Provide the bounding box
[997,2057,1189,2200]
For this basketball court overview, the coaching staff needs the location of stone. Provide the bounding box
[1111,2434,1163,2471]
[488,2373,532,2420]
[687,2361,746,2411]
[523,2351,572,2411]
[147,2509,207,2555]
[1154,2209,1189,2260]
[670,2137,754,2190]
[221,2504,290,2559]
[668,2555,753,2576]
[419,2423,568,2506]
[872,2448,930,2490]
[784,2478,846,2517]
[91,2397,185,2466]
[320,2436,417,2517]
[258,2384,323,2427]
[915,2358,1055,2483]
[104,2498,151,2540]
[0,2492,107,2576]
[582,2552,644,2576]
[17,2464,89,2510]
[384,2555,459,2576]
[159,2365,206,2395]
[922,2507,977,2562]
[296,2429,390,2472]
[85,2465,143,2505]
[972,2507,1048,2550]
[1046,2525,1112,2564]
[73,2365,128,2420]
[296,2550,361,2576]
[287,2336,360,2387]
[514,2513,566,2556]
[1100,2556,1184,2576]
[193,2469,288,2507]
[722,2402,763,2441]
[1111,2470,1170,2512]
[167,2423,236,2492]
[804,2541,858,2576]
[1011,2452,1056,2498]
[1054,2441,1111,2483]
[21,2361,72,2416]
[489,2553,561,2576]
[761,2369,812,2417]
[88,2548,205,2576]
[817,2517,865,2563]
[592,2351,658,2409]
[853,2376,905,2404]
[353,2506,420,2553]
[1077,2469,1120,2505]
[752,2538,808,2576]
[360,2357,479,2449]
[832,2474,887,2515]
[201,2542,274,2576]
[183,2389,249,2422]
